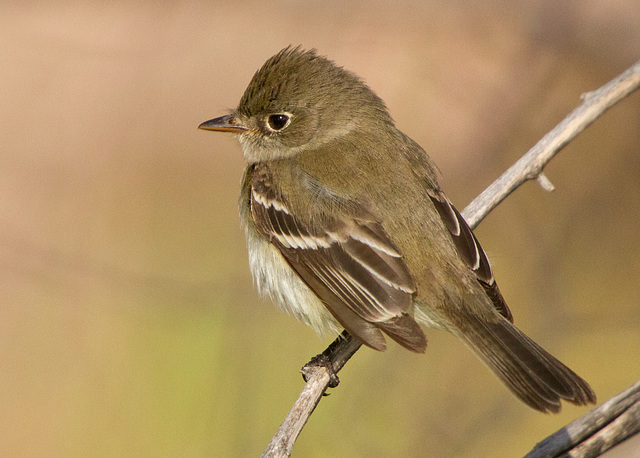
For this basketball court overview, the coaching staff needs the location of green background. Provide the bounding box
[2,1,639,456]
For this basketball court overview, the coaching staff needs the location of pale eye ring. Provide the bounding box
[266,113,291,131]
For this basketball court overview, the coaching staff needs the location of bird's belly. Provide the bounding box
[245,228,340,336]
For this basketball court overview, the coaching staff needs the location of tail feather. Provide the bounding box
[455,313,596,413]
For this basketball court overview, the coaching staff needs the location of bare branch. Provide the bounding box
[261,332,361,458]
[525,380,640,458]
[262,60,640,457]
[462,60,640,227]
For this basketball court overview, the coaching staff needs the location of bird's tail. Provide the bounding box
[453,313,596,413]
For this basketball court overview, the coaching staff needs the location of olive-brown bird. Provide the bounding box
[199,46,596,413]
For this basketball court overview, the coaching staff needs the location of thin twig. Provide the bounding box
[463,60,640,228]
[262,60,640,457]
[261,332,361,458]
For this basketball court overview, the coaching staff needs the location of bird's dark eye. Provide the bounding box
[267,113,290,131]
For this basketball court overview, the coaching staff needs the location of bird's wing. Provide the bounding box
[428,190,513,322]
[250,168,426,352]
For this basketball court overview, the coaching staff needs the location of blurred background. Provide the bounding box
[1,1,639,456]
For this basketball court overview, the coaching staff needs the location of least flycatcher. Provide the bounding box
[199,47,595,413]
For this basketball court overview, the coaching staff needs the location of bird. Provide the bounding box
[199,46,596,413]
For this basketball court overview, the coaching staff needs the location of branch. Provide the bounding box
[525,379,640,457]
[463,59,640,228]
[262,60,640,458]
[261,332,361,458]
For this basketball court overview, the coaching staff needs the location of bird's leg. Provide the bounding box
[301,330,362,390]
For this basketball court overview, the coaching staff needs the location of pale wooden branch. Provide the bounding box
[525,379,640,457]
[261,331,361,458]
[463,59,640,228]
[262,60,640,458]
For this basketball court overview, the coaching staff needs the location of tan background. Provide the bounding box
[2,1,639,456]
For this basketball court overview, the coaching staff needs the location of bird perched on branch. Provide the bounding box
[199,46,596,413]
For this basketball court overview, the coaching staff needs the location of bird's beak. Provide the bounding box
[198,114,248,133]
